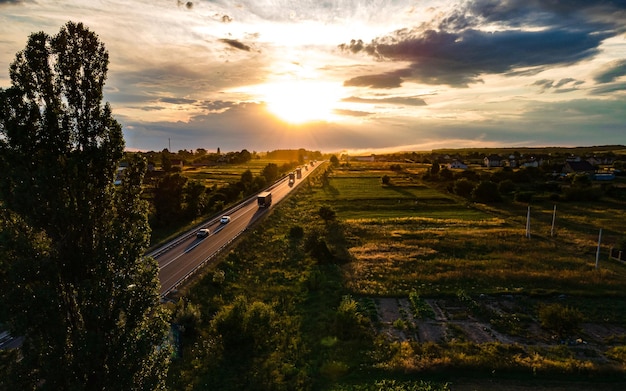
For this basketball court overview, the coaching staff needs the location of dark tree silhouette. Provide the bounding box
[0,22,170,390]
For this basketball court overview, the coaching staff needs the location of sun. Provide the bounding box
[262,79,342,124]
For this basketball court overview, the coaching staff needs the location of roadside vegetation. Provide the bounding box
[166,150,626,390]
[131,148,324,245]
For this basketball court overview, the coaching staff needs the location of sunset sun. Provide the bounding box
[262,80,343,124]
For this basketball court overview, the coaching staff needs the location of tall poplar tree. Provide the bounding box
[0,22,170,390]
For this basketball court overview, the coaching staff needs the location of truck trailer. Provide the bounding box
[257,191,272,208]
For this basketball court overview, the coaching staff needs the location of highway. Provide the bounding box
[152,161,321,297]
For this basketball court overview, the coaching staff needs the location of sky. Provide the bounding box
[1,0,625,154]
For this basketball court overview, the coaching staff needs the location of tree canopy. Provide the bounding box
[0,22,170,390]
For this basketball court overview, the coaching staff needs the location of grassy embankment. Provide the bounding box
[167,161,626,390]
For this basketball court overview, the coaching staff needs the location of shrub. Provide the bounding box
[409,291,435,319]
[172,299,201,336]
[472,181,501,203]
[320,360,349,380]
[606,346,626,364]
[563,186,601,201]
[289,225,304,239]
[453,178,475,198]
[538,303,584,338]
[304,231,333,264]
[498,179,516,195]
[514,191,534,203]
[318,206,337,222]
[382,174,391,185]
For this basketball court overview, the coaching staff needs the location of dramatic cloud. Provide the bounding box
[333,108,371,117]
[594,59,626,83]
[219,38,251,51]
[532,78,584,93]
[342,95,427,106]
[342,28,610,87]
[159,97,197,105]
[340,1,625,88]
[343,71,407,89]
[2,1,625,152]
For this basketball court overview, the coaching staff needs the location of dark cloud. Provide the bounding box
[198,100,235,111]
[0,0,24,4]
[159,97,196,105]
[591,82,626,95]
[554,78,578,88]
[332,109,371,117]
[140,106,166,112]
[343,70,408,89]
[340,1,624,88]
[447,0,626,31]
[342,95,427,106]
[343,28,608,87]
[594,59,626,83]
[532,78,583,93]
[219,38,251,51]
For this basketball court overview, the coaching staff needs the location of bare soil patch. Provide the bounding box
[373,295,626,360]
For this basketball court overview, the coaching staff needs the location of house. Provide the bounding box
[448,160,468,170]
[521,157,542,168]
[484,155,502,168]
[587,156,614,166]
[170,159,184,168]
[563,160,595,174]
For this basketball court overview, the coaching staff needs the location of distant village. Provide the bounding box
[341,147,624,181]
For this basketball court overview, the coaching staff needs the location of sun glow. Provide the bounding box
[262,79,344,124]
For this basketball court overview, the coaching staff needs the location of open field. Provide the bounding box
[170,161,626,390]
[180,158,293,188]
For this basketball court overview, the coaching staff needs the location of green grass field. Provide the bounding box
[312,175,490,220]
[180,158,293,187]
[169,161,626,390]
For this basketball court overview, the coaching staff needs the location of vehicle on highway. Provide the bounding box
[220,215,231,224]
[257,191,272,208]
[288,172,295,186]
[196,228,210,238]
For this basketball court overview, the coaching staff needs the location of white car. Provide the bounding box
[220,215,231,224]
[196,228,210,238]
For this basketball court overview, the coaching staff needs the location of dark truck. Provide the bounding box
[257,191,272,208]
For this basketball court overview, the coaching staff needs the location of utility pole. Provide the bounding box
[551,204,557,237]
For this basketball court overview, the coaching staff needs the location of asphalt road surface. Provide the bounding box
[154,162,321,297]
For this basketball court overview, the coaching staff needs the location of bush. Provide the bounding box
[498,179,516,195]
[318,206,337,222]
[289,225,304,239]
[382,174,391,185]
[472,181,501,203]
[563,186,602,201]
[514,191,534,203]
[538,303,583,338]
[453,178,475,198]
[304,232,333,264]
